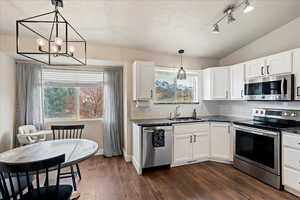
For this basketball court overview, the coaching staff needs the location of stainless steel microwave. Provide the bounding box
[244,74,294,101]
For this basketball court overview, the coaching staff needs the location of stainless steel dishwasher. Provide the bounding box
[142,126,173,169]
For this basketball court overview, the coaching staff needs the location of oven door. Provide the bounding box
[234,125,280,175]
[244,74,294,101]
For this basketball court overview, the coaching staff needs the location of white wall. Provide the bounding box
[0,52,16,152]
[220,16,300,66]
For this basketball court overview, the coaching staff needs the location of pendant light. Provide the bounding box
[177,49,187,80]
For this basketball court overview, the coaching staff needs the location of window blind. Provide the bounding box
[43,69,103,87]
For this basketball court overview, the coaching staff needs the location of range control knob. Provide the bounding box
[283,112,290,117]
[291,112,297,117]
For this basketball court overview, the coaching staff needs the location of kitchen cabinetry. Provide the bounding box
[173,123,210,166]
[266,51,292,75]
[245,58,265,79]
[230,64,245,100]
[133,61,155,101]
[203,67,230,100]
[245,51,292,79]
[282,133,300,197]
[293,48,300,100]
[210,123,232,161]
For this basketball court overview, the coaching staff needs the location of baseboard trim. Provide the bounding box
[95,148,104,156]
[123,149,132,162]
[284,186,300,197]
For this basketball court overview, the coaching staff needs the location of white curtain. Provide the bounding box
[15,62,43,147]
[103,68,123,157]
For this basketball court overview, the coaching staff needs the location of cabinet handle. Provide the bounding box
[194,135,196,143]
[241,90,243,98]
[266,65,270,74]
[150,89,153,99]
[297,87,300,97]
[261,66,264,76]
[190,136,193,143]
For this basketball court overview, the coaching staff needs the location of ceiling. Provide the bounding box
[1,0,300,58]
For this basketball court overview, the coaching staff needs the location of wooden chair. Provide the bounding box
[0,154,72,200]
[51,125,84,191]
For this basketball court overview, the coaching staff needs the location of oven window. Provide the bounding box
[236,130,274,169]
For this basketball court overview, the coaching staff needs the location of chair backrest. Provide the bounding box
[51,125,85,140]
[0,154,65,200]
[18,125,37,135]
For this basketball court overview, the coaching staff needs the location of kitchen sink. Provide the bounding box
[171,117,202,121]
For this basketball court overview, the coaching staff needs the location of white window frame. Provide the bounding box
[154,67,200,104]
[42,69,104,122]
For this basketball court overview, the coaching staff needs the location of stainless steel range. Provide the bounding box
[233,108,300,189]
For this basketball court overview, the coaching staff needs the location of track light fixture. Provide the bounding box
[212,24,220,34]
[211,0,254,34]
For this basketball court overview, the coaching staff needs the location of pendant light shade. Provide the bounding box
[177,49,187,80]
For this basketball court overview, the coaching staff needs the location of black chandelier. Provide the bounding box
[16,0,87,66]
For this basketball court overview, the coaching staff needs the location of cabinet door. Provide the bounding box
[193,132,209,160]
[266,51,292,76]
[173,134,193,164]
[211,67,229,100]
[210,123,231,161]
[245,58,265,79]
[133,61,154,101]
[230,64,245,100]
[293,49,300,100]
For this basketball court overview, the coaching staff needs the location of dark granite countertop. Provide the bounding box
[131,115,249,127]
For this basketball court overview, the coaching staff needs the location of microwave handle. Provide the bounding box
[281,78,286,95]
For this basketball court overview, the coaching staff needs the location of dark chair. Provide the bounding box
[51,125,84,191]
[0,154,72,200]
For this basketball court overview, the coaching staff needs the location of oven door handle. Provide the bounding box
[234,125,279,137]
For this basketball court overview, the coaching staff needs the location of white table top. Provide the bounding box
[0,139,99,167]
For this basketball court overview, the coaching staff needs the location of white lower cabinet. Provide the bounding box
[210,123,232,162]
[282,133,300,197]
[193,132,210,160]
[172,122,232,166]
[173,134,193,164]
[172,123,209,166]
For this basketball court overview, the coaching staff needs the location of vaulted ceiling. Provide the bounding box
[1,0,300,58]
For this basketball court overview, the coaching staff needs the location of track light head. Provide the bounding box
[243,0,254,13]
[227,13,236,24]
[212,24,220,34]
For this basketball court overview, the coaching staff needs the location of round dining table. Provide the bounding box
[0,139,99,199]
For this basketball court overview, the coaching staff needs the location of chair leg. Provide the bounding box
[76,163,82,180]
[70,166,77,191]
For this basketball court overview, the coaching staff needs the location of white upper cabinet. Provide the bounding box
[266,51,292,76]
[203,67,230,100]
[230,64,245,100]
[245,58,265,79]
[293,48,300,100]
[245,51,293,79]
[133,61,155,101]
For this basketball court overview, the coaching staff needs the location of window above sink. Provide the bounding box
[154,67,200,104]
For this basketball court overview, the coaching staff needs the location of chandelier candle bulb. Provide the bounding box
[54,37,63,46]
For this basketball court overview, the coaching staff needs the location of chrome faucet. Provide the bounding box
[174,105,181,119]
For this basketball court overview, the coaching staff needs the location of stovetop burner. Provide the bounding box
[236,120,296,129]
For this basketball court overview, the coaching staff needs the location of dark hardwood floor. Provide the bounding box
[76,156,300,200]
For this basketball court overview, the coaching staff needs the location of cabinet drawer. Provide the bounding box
[283,167,300,191]
[283,147,300,170]
[174,123,209,134]
[283,134,300,150]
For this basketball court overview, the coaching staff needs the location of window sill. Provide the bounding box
[45,118,103,124]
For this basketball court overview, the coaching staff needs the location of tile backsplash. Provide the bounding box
[131,100,300,120]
